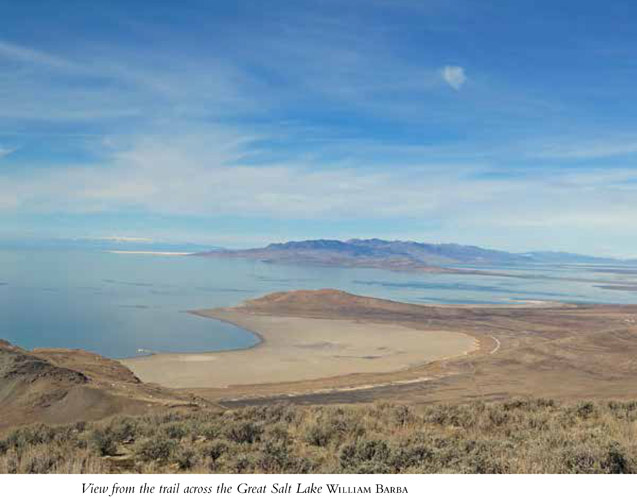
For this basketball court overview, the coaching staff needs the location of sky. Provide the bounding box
[2,0,637,256]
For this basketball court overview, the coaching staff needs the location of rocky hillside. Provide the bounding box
[0,340,207,430]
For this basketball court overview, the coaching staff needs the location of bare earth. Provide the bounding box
[121,289,637,405]
[0,340,207,430]
[155,289,637,407]
[122,311,477,388]
[6,288,637,429]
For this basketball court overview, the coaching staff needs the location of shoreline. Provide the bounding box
[116,298,567,363]
[121,304,479,389]
[117,311,266,361]
[188,309,266,351]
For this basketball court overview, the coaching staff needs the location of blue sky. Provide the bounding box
[2,0,637,255]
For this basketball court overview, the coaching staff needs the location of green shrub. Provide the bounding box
[303,423,333,447]
[575,401,596,419]
[204,439,229,462]
[266,423,290,444]
[390,444,433,471]
[4,399,637,473]
[604,444,632,474]
[339,439,392,472]
[229,453,254,473]
[135,438,177,462]
[200,424,221,441]
[107,417,138,442]
[90,429,117,457]
[393,405,415,427]
[175,447,198,470]
[162,423,187,440]
[226,422,262,444]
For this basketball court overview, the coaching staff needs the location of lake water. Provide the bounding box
[2,249,637,358]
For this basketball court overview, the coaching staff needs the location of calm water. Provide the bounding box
[2,249,637,358]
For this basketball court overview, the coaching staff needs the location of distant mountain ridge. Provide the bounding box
[263,239,526,265]
[198,238,631,271]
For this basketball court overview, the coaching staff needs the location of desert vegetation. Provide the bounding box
[1,399,637,473]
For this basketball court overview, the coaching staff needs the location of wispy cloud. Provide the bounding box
[0,39,256,124]
[78,236,154,243]
[3,2,637,256]
[0,146,16,159]
[531,137,637,160]
[3,130,637,235]
[441,65,467,90]
[0,130,482,217]
[0,40,80,71]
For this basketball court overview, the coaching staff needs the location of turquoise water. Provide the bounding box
[2,249,637,358]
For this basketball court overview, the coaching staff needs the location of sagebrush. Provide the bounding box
[2,399,637,473]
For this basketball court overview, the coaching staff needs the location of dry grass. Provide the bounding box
[2,399,637,474]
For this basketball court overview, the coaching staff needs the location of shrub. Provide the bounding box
[339,439,392,472]
[90,429,117,457]
[390,444,432,471]
[4,399,637,473]
[23,452,60,474]
[256,441,292,472]
[175,447,198,470]
[265,423,289,444]
[204,439,229,462]
[393,405,415,427]
[229,453,253,473]
[135,438,177,462]
[107,417,138,442]
[575,401,596,419]
[226,422,262,444]
[162,423,187,440]
[200,424,221,441]
[564,446,603,473]
[604,444,632,474]
[303,423,333,447]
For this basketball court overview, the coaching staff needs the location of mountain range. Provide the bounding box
[197,238,630,272]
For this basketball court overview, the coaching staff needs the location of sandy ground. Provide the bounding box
[121,310,477,389]
[189,290,637,407]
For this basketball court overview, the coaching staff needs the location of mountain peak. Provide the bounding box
[198,238,627,270]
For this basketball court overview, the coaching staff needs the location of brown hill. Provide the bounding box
[0,340,207,431]
[237,288,425,318]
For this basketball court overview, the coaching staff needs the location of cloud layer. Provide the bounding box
[3,131,637,248]
[3,1,637,255]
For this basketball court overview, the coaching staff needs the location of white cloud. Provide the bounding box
[531,139,637,160]
[441,65,467,90]
[0,40,79,71]
[3,130,637,229]
[0,39,257,124]
[0,130,486,218]
[0,146,16,159]
[3,129,637,255]
[89,236,153,243]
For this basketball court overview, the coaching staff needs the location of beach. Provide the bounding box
[119,289,637,404]
[121,308,477,389]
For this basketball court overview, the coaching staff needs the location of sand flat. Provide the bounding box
[122,310,477,389]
